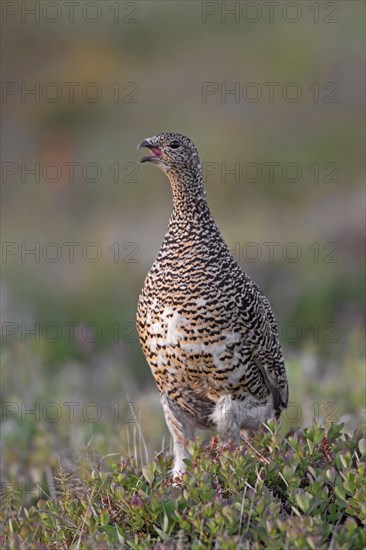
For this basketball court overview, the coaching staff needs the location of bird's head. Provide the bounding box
[137,132,201,175]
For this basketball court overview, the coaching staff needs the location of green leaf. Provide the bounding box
[282,465,293,481]
[142,464,154,484]
[99,510,110,526]
[325,467,336,483]
[295,491,313,513]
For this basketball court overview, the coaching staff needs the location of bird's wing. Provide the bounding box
[209,253,288,414]
[234,273,288,413]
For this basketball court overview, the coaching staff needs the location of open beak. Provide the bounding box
[137,139,162,163]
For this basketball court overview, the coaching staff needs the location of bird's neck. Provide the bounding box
[167,167,208,218]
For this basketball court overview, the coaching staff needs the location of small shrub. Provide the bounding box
[2,422,365,549]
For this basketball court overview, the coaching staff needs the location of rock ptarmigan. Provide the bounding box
[136,132,288,476]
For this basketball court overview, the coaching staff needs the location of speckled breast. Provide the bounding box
[136,254,250,410]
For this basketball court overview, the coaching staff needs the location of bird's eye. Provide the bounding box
[169,140,181,149]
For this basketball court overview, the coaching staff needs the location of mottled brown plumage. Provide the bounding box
[136,132,288,475]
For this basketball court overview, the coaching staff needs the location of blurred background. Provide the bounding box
[1,1,365,490]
